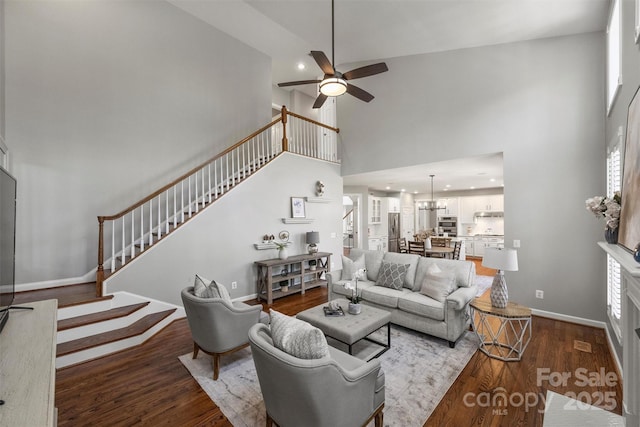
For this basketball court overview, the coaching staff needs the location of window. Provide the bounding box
[607,0,622,114]
[607,145,622,343]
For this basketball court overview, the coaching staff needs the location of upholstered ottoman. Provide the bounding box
[296,299,391,359]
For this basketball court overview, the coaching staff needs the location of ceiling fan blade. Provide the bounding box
[346,84,375,103]
[312,93,328,109]
[277,79,322,88]
[342,62,389,81]
[310,51,335,75]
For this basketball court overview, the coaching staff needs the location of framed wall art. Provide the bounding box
[291,197,306,218]
[619,86,640,252]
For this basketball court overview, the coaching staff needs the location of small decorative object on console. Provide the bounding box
[323,301,344,316]
[634,243,640,264]
[306,231,320,254]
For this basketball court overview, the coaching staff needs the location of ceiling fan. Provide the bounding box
[277,0,389,109]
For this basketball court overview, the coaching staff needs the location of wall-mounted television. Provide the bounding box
[0,165,17,334]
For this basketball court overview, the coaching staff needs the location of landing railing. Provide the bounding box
[96,106,339,295]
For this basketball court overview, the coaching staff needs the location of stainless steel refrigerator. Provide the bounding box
[388,213,401,252]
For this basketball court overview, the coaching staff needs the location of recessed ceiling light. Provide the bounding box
[385,186,391,190]
[297,63,305,70]
[443,188,448,191]
[446,184,451,188]
[401,189,406,192]
[413,191,418,194]
[490,178,496,182]
[470,186,475,189]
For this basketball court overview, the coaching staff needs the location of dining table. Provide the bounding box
[423,246,455,259]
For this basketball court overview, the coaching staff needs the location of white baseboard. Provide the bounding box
[532,308,623,377]
[15,268,98,292]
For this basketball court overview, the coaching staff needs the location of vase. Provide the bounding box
[348,302,362,315]
[634,244,640,264]
[605,227,618,244]
[278,247,288,260]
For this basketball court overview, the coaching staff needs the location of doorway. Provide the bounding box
[343,194,362,255]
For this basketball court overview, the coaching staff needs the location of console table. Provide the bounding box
[470,298,532,362]
[255,252,331,305]
[0,299,58,426]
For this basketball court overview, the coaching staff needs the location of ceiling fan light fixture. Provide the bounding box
[319,77,347,96]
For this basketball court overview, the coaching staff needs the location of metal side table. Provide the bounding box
[470,298,532,362]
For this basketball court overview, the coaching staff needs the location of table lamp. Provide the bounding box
[482,248,518,308]
[306,231,320,254]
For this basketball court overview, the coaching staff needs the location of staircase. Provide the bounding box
[14,107,339,368]
[96,106,340,295]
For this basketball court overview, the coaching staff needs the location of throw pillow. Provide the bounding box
[420,271,456,302]
[376,262,410,290]
[193,274,232,304]
[341,254,366,280]
[269,309,330,359]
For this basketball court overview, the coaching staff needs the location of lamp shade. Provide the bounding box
[482,248,518,271]
[306,231,320,245]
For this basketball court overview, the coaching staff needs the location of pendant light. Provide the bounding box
[420,175,445,211]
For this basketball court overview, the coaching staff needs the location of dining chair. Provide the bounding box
[431,237,448,247]
[399,237,408,253]
[408,240,425,256]
[452,240,462,260]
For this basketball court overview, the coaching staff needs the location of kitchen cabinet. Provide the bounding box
[459,195,504,224]
[368,237,383,251]
[473,236,504,257]
[436,197,458,216]
[369,197,382,223]
[387,197,400,213]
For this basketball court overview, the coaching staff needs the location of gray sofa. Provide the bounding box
[327,249,477,347]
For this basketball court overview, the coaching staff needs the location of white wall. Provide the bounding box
[338,33,607,321]
[105,153,343,306]
[5,0,272,284]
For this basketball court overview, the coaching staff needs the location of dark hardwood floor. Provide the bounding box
[54,268,622,427]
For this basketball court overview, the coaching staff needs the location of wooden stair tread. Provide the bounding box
[57,309,176,357]
[13,282,109,308]
[58,302,150,331]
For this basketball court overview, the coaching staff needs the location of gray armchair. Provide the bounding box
[181,286,267,380]
[248,323,385,427]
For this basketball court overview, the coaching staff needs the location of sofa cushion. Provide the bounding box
[414,257,475,291]
[193,275,232,304]
[269,309,330,359]
[349,249,384,281]
[419,270,456,302]
[341,254,366,281]
[382,252,420,289]
[361,286,407,308]
[397,292,445,321]
[376,262,410,290]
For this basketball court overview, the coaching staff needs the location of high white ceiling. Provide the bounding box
[168,0,609,193]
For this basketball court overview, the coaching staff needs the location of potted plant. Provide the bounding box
[309,259,317,271]
[274,241,289,260]
[585,191,621,243]
[344,268,366,315]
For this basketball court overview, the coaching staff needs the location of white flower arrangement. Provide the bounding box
[344,268,366,304]
[585,191,622,230]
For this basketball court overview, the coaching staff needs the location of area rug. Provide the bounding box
[179,326,478,426]
[474,274,493,296]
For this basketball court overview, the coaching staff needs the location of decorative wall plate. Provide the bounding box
[279,230,290,242]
